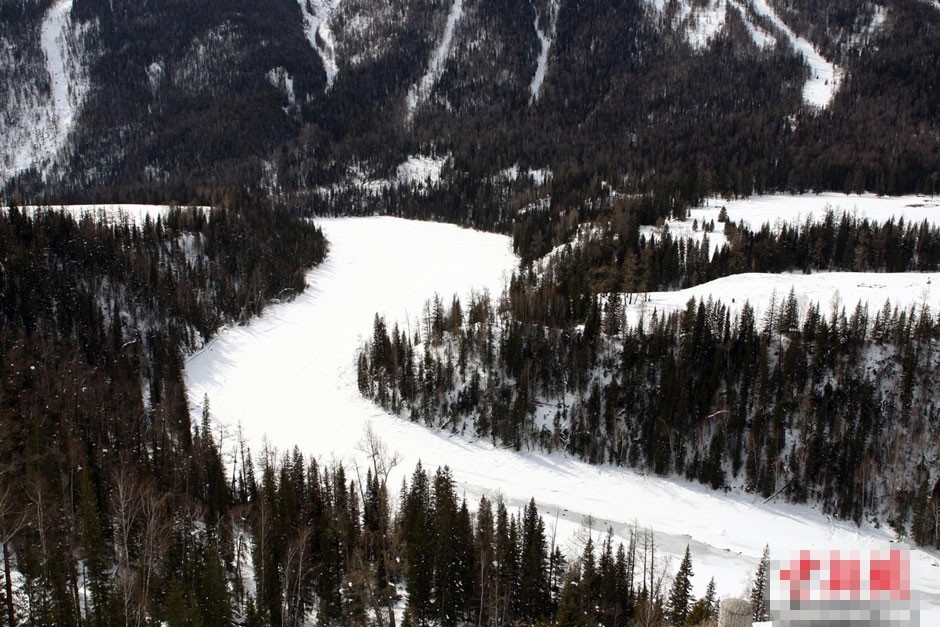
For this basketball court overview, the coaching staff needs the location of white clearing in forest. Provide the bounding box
[530,0,559,103]
[745,0,841,109]
[728,0,776,49]
[405,0,464,122]
[185,217,940,617]
[297,0,342,89]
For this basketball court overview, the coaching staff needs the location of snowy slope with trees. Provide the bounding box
[185,216,940,619]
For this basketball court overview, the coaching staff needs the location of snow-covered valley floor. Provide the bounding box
[184,215,940,617]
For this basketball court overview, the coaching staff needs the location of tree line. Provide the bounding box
[0,198,325,625]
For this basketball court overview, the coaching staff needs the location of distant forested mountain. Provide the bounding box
[1,0,938,210]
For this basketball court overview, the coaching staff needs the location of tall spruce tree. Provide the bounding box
[667,545,694,626]
[751,545,770,622]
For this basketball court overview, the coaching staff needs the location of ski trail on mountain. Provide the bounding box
[529,0,559,103]
[405,0,463,122]
[298,0,342,89]
[746,0,840,109]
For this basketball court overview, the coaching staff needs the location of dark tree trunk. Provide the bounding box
[3,541,14,627]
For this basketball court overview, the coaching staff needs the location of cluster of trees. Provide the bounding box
[0,199,326,624]
[359,279,940,542]
[515,197,940,287]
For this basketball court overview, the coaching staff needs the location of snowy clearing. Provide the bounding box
[185,217,939,616]
[405,0,463,121]
[395,155,447,187]
[745,0,841,108]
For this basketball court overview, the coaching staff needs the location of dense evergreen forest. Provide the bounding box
[358,209,940,545]
[3,0,939,209]
[0,201,324,625]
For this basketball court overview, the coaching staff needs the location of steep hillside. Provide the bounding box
[0,0,936,205]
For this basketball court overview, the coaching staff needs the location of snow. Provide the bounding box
[16,204,194,225]
[692,193,940,232]
[640,193,940,258]
[297,0,343,89]
[266,67,296,105]
[530,0,559,103]
[405,0,464,122]
[185,216,940,619]
[622,270,940,330]
[744,0,841,109]
[396,155,446,187]
[728,0,776,49]
[41,0,85,145]
[0,0,91,183]
[498,165,552,186]
[680,0,728,50]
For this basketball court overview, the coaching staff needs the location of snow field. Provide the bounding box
[184,215,939,618]
[622,271,940,332]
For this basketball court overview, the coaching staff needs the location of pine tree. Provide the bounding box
[667,545,694,626]
[751,544,770,622]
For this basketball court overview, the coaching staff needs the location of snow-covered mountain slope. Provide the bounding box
[745,0,841,108]
[405,0,464,121]
[297,0,343,88]
[185,217,940,617]
[0,0,92,183]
